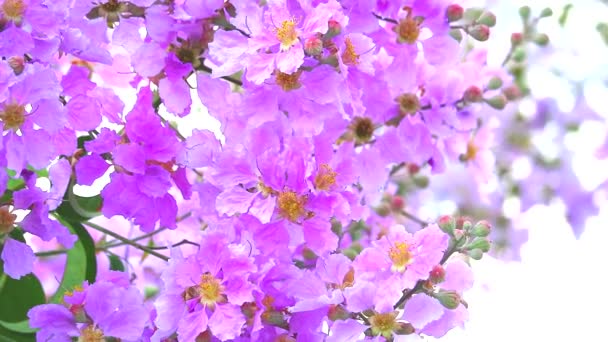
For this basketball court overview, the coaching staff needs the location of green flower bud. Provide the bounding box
[437,215,456,235]
[477,11,496,27]
[449,28,463,42]
[519,6,531,20]
[467,237,491,252]
[471,220,491,237]
[468,248,484,260]
[464,8,484,22]
[487,76,503,90]
[485,94,508,110]
[435,290,461,310]
[328,305,350,321]
[540,7,553,18]
[533,33,550,46]
[468,24,490,41]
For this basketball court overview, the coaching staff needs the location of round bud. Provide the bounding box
[437,215,456,235]
[435,290,461,310]
[413,175,429,188]
[540,7,553,18]
[503,85,522,101]
[477,11,496,27]
[391,196,405,211]
[511,32,524,46]
[449,28,463,42]
[485,94,508,110]
[471,220,492,237]
[468,24,490,41]
[533,33,550,46]
[466,237,491,252]
[328,305,350,321]
[463,85,483,103]
[429,265,446,284]
[394,322,415,335]
[304,36,323,56]
[446,4,464,22]
[519,6,531,20]
[512,48,526,62]
[487,76,503,90]
[325,19,341,39]
[468,248,483,260]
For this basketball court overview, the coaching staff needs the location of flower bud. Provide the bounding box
[468,24,490,41]
[390,196,405,211]
[413,175,429,188]
[533,33,550,46]
[7,56,24,75]
[437,215,456,235]
[485,94,507,110]
[304,36,323,56]
[435,290,461,310]
[466,237,491,252]
[477,11,496,27]
[519,6,531,20]
[511,32,524,46]
[454,230,466,246]
[461,220,472,232]
[449,28,463,42]
[394,322,415,335]
[262,310,289,329]
[486,76,503,90]
[325,19,341,39]
[328,304,350,321]
[463,8,483,22]
[503,85,522,101]
[446,4,464,22]
[463,85,483,103]
[375,204,391,217]
[471,220,491,237]
[468,248,483,260]
[429,265,446,284]
[540,7,553,18]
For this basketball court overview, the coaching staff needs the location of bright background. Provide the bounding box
[444,0,608,340]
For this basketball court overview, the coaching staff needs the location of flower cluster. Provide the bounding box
[0,0,543,340]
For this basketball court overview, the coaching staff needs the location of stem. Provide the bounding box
[393,235,464,309]
[400,210,428,227]
[372,12,398,24]
[146,239,200,250]
[197,64,243,86]
[82,221,169,262]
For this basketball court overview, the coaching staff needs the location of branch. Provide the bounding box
[82,221,169,261]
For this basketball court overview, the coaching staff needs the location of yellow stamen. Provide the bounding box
[388,241,412,272]
[199,273,225,307]
[277,190,307,222]
[78,325,104,342]
[0,103,25,131]
[341,37,359,66]
[275,70,302,91]
[314,164,337,191]
[1,0,26,21]
[276,19,298,50]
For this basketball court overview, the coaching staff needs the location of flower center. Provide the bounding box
[0,103,26,130]
[351,117,375,143]
[395,9,422,44]
[0,206,16,234]
[388,241,412,272]
[78,325,104,342]
[397,93,420,115]
[370,312,398,338]
[341,37,359,66]
[101,0,121,12]
[275,70,302,91]
[276,19,298,50]
[199,273,225,307]
[277,190,307,222]
[1,0,26,21]
[464,140,478,161]
[314,164,337,191]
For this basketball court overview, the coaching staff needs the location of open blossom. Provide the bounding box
[154,233,256,341]
[28,272,148,341]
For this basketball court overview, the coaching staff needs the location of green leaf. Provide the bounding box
[55,183,103,222]
[48,219,97,303]
[558,4,572,27]
[0,274,45,323]
[0,320,35,334]
[0,324,34,342]
[108,254,125,272]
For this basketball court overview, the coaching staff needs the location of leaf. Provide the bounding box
[0,324,34,342]
[0,320,35,334]
[108,254,125,272]
[55,183,103,222]
[48,219,97,303]
[0,273,45,323]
